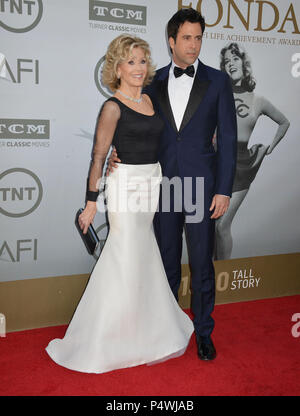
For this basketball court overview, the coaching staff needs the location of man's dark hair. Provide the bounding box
[167,8,205,44]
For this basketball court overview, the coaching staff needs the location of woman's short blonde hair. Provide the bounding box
[102,35,156,92]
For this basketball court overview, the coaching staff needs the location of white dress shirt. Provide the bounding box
[167,59,229,199]
[168,60,199,131]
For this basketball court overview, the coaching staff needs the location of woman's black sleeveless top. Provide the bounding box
[107,96,164,164]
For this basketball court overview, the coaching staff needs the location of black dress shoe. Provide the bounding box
[196,336,216,361]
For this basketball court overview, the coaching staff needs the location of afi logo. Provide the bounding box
[0,53,8,79]
[291,313,300,338]
[0,239,38,262]
[2,58,39,84]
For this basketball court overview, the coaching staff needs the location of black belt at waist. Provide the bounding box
[116,151,158,165]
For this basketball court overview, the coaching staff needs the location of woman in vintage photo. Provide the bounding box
[215,42,290,260]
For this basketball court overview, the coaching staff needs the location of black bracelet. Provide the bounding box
[86,190,99,201]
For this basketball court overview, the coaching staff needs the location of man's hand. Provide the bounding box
[106,147,121,175]
[209,194,230,219]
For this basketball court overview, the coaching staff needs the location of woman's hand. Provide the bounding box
[106,147,121,175]
[78,201,97,234]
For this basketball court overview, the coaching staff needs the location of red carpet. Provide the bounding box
[1,295,299,396]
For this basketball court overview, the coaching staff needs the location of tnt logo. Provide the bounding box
[0,0,43,33]
[0,167,43,217]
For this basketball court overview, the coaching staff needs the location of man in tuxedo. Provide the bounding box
[109,8,237,360]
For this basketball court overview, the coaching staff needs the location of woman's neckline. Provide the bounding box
[111,96,155,117]
[232,84,248,94]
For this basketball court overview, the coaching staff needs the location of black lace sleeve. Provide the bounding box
[86,100,120,201]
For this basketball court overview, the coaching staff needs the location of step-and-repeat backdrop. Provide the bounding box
[1,1,299,294]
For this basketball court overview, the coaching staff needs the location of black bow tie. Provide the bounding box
[174,65,195,78]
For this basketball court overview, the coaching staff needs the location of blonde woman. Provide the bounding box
[45,35,193,374]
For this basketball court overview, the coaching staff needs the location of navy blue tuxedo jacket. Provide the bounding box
[145,60,237,198]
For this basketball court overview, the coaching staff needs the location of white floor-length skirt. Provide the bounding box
[45,162,194,374]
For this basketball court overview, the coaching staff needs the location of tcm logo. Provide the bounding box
[0,168,43,217]
[94,56,112,99]
[89,0,146,26]
[0,56,40,84]
[0,239,37,262]
[0,119,49,139]
[0,0,43,33]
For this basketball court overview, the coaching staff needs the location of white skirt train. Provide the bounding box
[45,162,194,374]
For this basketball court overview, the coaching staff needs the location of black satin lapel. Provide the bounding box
[156,78,178,133]
[179,77,211,132]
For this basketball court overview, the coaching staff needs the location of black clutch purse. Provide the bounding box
[75,208,100,255]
